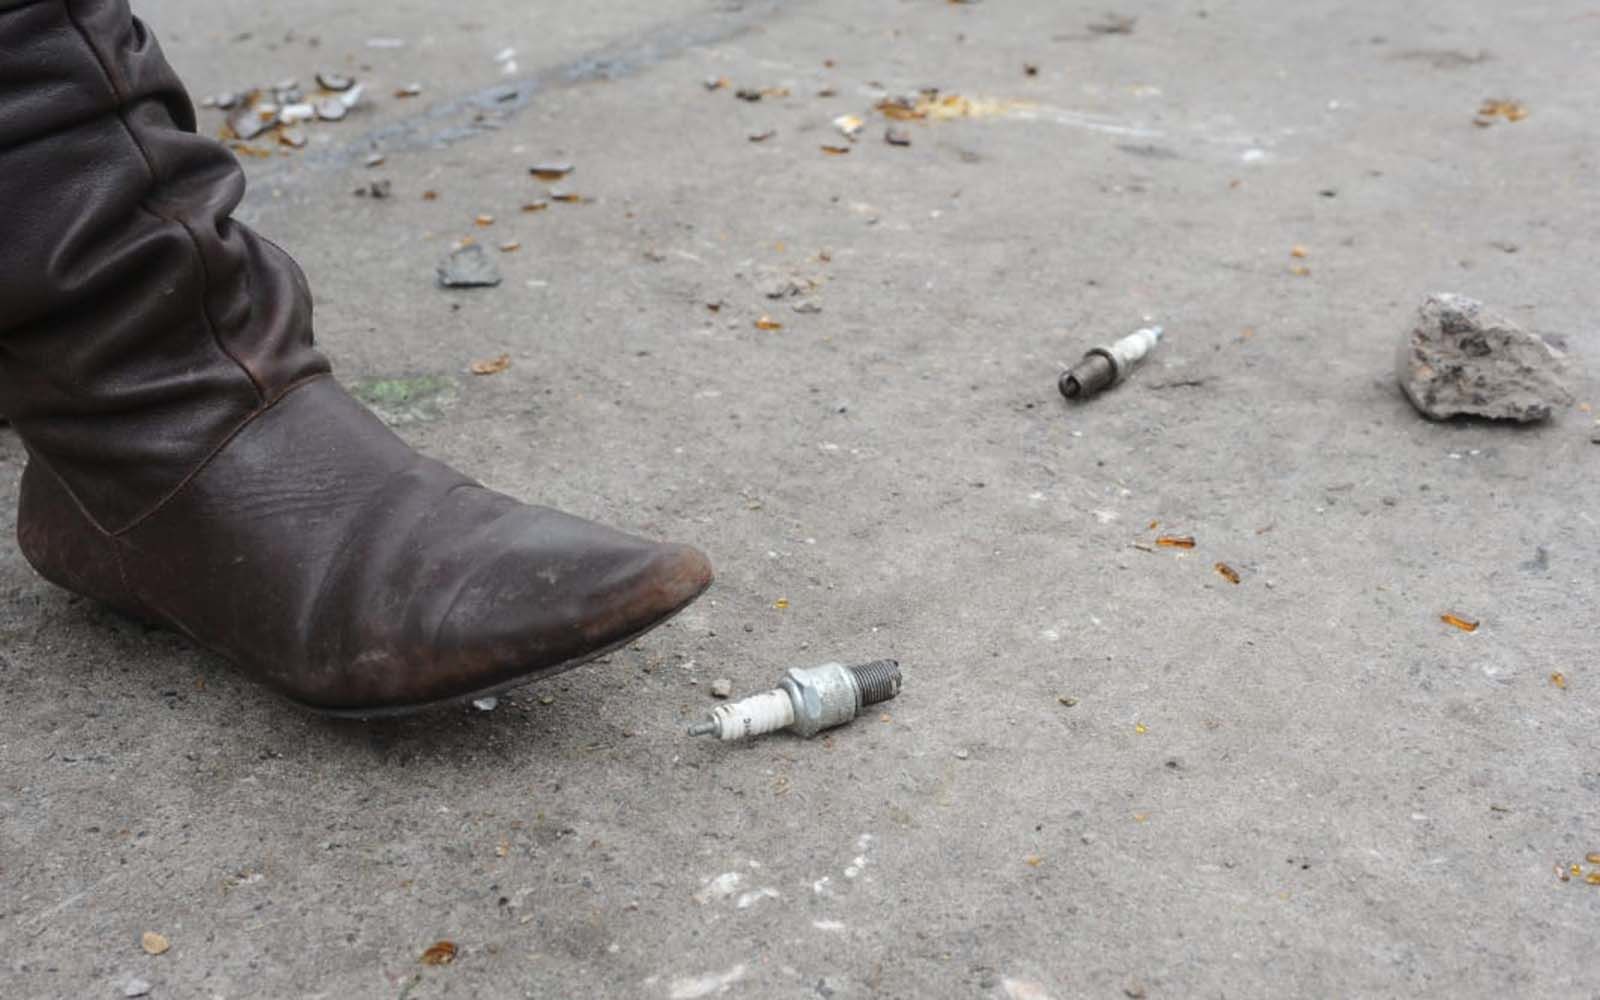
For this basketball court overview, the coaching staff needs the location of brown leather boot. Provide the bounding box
[0,0,712,716]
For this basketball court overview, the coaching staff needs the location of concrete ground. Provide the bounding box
[3,0,1599,997]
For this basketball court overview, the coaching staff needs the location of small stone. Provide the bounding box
[472,696,499,711]
[354,179,392,199]
[762,277,804,299]
[1058,695,1078,707]
[363,152,386,168]
[437,244,502,288]
[792,300,822,314]
[885,126,912,147]
[225,107,272,141]
[710,678,733,699]
[314,98,348,122]
[277,127,308,149]
[316,71,355,92]
[278,102,316,124]
[124,978,152,998]
[953,748,970,760]
[1397,294,1573,422]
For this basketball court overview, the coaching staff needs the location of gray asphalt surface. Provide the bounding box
[3,1,1599,997]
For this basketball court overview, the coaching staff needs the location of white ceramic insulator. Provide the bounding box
[1106,326,1163,375]
[709,689,796,740]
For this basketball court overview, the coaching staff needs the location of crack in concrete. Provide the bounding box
[258,0,793,179]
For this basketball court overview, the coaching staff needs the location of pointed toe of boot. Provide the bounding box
[412,514,714,712]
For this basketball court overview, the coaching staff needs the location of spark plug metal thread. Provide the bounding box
[687,660,902,741]
[1059,325,1163,400]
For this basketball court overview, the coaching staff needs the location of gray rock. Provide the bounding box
[710,678,733,699]
[437,245,502,288]
[124,978,152,998]
[1397,294,1573,422]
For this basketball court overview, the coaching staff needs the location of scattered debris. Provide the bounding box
[884,126,912,146]
[474,214,495,227]
[1551,672,1568,690]
[1058,695,1078,707]
[1087,13,1138,35]
[735,87,764,102]
[140,932,170,956]
[124,979,152,999]
[470,354,511,375]
[688,660,902,741]
[1440,613,1479,633]
[755,315,783,331]
[225,105,274,141]
[548,188,585,203]
[422,190,439,201]
[710,678,733,699]
[316,71,354,92]
[1058,325,1163,400]
[419,940,457,965]
[747,129,776,142]
[703,76,730,91]
[395,82,424,98]
[820,144,851,155]
[498,241,521,253]
[353,179,392,198]
[529,162,574,181]
[437,244,503,288]
[833,113,864,140]
[1214,562,1241,584]
[521,200,549,213]
[1155,535,1196,549]
[277,127,307,149]
[1396,294,1573,422]
[314,98,347,122]
[875,90,1029,122]
[472,696,499,711]
[1474,98,1527,126]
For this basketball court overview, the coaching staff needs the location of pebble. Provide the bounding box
[1396,293,1573,422]
[124,979,152,998]
[471,696,499,712]
[953,748,970,760]
[436,244,503,288]
[710,678,733,699]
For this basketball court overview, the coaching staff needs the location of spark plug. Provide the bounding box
[1058,325,1163,400]
[687,660,902,741]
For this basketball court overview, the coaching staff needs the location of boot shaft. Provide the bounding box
[0,0,328,532]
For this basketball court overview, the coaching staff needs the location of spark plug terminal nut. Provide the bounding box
[688,660,902,741]
[1059,325,1163,400]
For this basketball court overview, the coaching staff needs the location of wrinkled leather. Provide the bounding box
[2,0,713,713]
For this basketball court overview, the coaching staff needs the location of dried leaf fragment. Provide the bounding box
[1587,852,1600,865]
[833,114,864,139]
[820,144,851,155]
[1476,98,1527,123]
[471,354,511,375]
[141,932,170,956]
[395,83,423,98]
[474,214,495,227]
[549,189,585,204]
[422,190,438,201]
[520,200,548,213]
[1214,562,1241,585]
[1290,245,1309,259]
[1550,671,1567,690]
[498,241,521,253]
[755,315,783,331]
[419,940,457,965]
[1588,873,1600,886]
[1155,535,1196,549]
[1440,613,1479,633]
